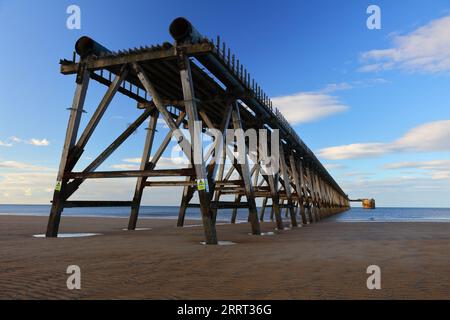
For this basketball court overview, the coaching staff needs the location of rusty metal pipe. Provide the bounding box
[75,36,111,58]
[169,17,204,44]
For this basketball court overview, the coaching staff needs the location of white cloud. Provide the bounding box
[112,156,188,170]
[272,92,349,124]
[270,78,390,124]
[9,136,21,143]
[320,82,353,93]
[0,140,13,147]
[384,160,450,180]
[319,143,387,160]
[394,120,450,152]
[28,138,50,146]
[360,15,450,73]
[323,163,347,170]
[0,172,56,203]
[110,164,139,170]
[7,136,50,147]
[0,160,52,171]
[319,120,450,160]
[123,158,141,163]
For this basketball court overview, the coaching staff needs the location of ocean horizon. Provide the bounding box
[1,204,450,223]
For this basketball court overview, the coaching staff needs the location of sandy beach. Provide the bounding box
[0,215,449,299]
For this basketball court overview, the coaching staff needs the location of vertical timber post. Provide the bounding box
[279,145,298,227]
[266,172,283,230]
[46,65,90,237]
[298,159,310,224]
[178,51,218,244]
[305,166,317,223]
[231,103,261,235]
[260,197,268,221]
[128,110,159,230]
[289,154,307,225]
[177,176,195,227]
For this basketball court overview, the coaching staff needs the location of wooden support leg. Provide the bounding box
[289,155,307,225]
[260,197,268,221]
[306,167,318,223]
[299,202,307,224]
[208,105,233,225]
[266,174,283,230]
[46,67,90,237]
[283,200,288,217]
[177,177,195,227]
[178,56,217,244]
[270,201,274,221]
[211,151,226,225]
[231,103,261,235]
[230,194,242,224]
[133,60,217,244]
[279,146,298,227]
[308,204,315,223]
[128,111,159,230]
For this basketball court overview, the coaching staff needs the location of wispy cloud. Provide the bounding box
[323,163,347,170]
[272,92,349,124]
[0,160,52,171]
[384,160,450,180]
[319,120,450,160]
[111,156,188,170]
[110,164,139,170]
[0,140,13,147]
[8,136,50,147]
[320,82,353,94]
[360,15,450,73]
[272,78,389,124]
[0,172,55,202]
[28,138,50,146]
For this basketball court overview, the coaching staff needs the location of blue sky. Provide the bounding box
[0,0,449,207]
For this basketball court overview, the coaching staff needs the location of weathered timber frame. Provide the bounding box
[47,25,350,244]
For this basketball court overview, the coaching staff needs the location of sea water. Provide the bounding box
[1,205,450,223]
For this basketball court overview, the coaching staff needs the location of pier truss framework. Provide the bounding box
[46,19,350,244]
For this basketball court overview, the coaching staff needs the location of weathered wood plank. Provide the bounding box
[64,201,133,208]
[146,180,197,187]
[66,168,195,179]
[61,42,215,74]
[289,154,307,225]
[279,144,298,227]
[128,111,159,230]
[178,53,218,244]
[46,66,90,237]
[231,102,261,234]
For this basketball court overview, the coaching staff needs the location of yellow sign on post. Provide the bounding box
[196,179,209,192]
[55,181,62,192]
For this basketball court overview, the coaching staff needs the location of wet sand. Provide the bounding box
[0,215,449,299]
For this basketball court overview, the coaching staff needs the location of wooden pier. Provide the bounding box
[46,17,350,244]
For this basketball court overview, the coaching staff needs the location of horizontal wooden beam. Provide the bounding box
[188,202,250,209]
[145,181,196,187]
[61,43,215,75]
[65,168,195,179]
[63,201,133,208]
[215,180,244,186]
